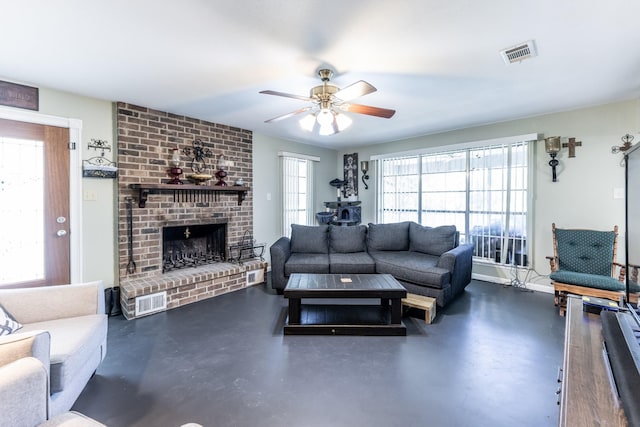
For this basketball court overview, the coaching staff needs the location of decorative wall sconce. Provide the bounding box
[612,134,634,154]
[183,138,214,184]
[543,136,582,182]
[83,139,117,178]
[215,155,228,186]
[167,147,183,184]
[544,136,561,182]
[360,161,370,190]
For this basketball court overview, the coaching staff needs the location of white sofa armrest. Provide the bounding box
[0,356,49,427]
[0,281,104,324]
[0,330,51,379]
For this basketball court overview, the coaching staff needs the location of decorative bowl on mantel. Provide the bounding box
[187,173,213,185]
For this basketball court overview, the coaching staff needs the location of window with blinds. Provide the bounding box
[280,153,316,237]
[377,137,531,266]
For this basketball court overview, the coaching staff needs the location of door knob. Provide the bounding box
[56,230,67,237]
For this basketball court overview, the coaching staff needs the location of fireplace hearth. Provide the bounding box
[163,223,226,273]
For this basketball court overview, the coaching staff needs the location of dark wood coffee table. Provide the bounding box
[283,273,407,336]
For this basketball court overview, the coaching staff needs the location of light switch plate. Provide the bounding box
[613,187,624,199]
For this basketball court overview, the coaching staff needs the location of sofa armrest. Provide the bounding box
[269,237,291,291]
[437,243,474,295]
[0,357,49,427]
[0,281,104,324]
[0,331,51,379]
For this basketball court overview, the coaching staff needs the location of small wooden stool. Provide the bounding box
[402,293,436,324]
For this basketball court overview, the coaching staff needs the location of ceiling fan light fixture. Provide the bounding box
[335,112,352,131]
[316,108,334,126]
[261,68,396,133]
[319,123,335,136]
[299,113,316,132]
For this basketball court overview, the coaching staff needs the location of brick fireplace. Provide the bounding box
[116,102,266,319]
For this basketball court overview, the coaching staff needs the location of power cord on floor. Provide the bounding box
[503,265,551,292]
[504,264,533,292]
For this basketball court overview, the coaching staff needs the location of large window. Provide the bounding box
[280,152,318,237]
[377,134,535,266]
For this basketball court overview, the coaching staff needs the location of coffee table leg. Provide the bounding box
[391,298,401,324]
[289,298,301,324]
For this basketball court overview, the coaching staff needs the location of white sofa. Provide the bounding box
[0,352,106,427]
[0,281,108,418]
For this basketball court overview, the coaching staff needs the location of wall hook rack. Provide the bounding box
[87,139,112,157]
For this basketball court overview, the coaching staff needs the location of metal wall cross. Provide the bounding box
[562,137,582,158]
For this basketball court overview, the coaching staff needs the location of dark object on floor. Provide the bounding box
[103,287,122,317]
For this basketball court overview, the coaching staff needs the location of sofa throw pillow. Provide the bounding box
[409,223,457,256]
[329,225,367,253]
[0,304,22,336]
[367,222,410,251]
[290,224,329,254]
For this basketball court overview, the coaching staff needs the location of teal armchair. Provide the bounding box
[547,223,639,315]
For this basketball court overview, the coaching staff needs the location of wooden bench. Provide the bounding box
[402,293,436,324]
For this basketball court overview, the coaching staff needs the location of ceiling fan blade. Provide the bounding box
[333,81,377,102]
[259,90,313,102]
[264,106,312,123]
[346,103,396,119]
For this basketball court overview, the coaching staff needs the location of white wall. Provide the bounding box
[252,133,338,263]
[340,99,640,289]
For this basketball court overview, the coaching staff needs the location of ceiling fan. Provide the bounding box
[260,69,396,136]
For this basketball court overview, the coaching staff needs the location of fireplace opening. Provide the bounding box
[162,223,227,272]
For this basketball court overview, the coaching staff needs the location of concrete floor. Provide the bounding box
[73,279,565,427]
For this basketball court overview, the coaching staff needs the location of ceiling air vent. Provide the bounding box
[500,40,537,65]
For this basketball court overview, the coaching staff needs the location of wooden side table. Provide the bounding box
[402,293,436,324]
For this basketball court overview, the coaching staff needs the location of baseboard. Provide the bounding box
[472,273,553,294]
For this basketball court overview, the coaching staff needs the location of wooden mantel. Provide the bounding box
[129,183,249,208]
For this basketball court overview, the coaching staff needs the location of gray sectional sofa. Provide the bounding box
[270,221,474,307]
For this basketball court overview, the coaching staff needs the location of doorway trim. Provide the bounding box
[0,106,83,283]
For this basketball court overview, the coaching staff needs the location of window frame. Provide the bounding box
[373,134,537,267]
[278,151,319,237]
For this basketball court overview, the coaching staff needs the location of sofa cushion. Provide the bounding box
[329,225,367,253]
[367,222,411,251]
[0,304,22,336]
[284,253,330,275]
[329,252,376,274]
[290,225,328,254]
[555,228,616,276]
[550,270,640,292]
[370,250,451,288]
[20,314,107,394]
[409,223,458,256]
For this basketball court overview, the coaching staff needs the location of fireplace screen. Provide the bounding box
[162,223,226,272]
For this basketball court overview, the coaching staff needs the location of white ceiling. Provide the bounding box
[2,1,640,149]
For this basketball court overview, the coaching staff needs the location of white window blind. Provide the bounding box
[280,152,318,237]
[376,135,534,266]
